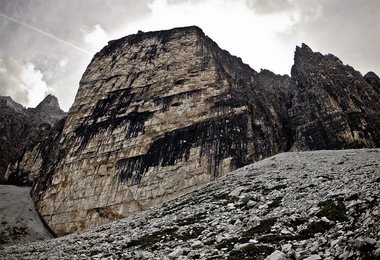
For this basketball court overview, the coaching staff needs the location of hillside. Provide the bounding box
[2,149,379,259]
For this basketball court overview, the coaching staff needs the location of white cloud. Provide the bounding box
[20,63,49,107]
[58,58,68,69]
[83,24,110,52]
[0,58,49,108]
[110,0,301,74]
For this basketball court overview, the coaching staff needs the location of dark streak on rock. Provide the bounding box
[116,114,249,184]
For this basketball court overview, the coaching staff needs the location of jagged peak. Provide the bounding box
[364,71,380,80]
[364,71,380,91]
[295,43,313,53]
[34,94,63,112]
[0,95,26,113]
[293,43,317,69]
[36,94,58,107]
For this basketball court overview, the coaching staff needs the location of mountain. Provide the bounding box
[0,95,66,184]
[2,149,380,259]
[5,26,380,236]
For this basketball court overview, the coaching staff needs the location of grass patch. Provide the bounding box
[317,199,348,222]
[177,226,205,241]
[176,212,206,226]
[265,196,283,214]
[228,244,274,260]
[127,227,179,249]
[286,218,307,229]
[318,175,333,181]
[261,184,287,195]
[212,193,238,205]
[345,193,359,201]
[258,234,296,243]
[215,237,242,251]
[297,184,316,192]
[298,221,332,239]
[242,218,277,237]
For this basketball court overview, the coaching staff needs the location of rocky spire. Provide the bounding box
[34,94,60,111]
[364,71,380,93]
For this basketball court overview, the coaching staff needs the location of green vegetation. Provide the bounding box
[265,196,283,214]
[242,218,277,237]
[345,193,359,201]
[261,184,287,195]
[176,212,206,226]
[286,218,307,229]
[298,221,332,239]
[258,234,295,243]
[127,227,179,249]
[317,199,348,222]
[297,183,316,192]
[215,237,241,251]
[212,193,238,205]
[228,244,274,260]
[178,226,205,241]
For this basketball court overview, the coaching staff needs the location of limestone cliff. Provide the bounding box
[0,95,66,185]
[30,26,294,235]
[7,26,380,236]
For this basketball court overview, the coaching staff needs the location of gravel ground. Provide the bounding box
[1,149,380,259]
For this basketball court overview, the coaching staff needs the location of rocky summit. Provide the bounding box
[0,95,66,185]
[2,149,380,259]
[5,26,380,236]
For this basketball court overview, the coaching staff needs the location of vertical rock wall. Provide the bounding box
[30,27,289,235]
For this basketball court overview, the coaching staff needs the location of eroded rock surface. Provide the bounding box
[2,149,379,259]
[0,95,66,185]
[289,44,380,150]
[6,26,380,235]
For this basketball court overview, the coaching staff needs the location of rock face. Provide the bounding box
[289,44,380,150]
[3,149,380,259]
[0,95,66,185]
[7,26,380,236]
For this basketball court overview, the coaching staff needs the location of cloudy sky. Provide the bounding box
[0,0,379,111]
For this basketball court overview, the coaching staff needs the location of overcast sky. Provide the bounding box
[0,0,379,111]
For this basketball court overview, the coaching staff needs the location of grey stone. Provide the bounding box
[304,255,322,260]
[265,250,286,260]
[191,240,203,249]
[281,243,292,252]
[168,247,184,259]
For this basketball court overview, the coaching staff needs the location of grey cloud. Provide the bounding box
[167,0,204,5]
[0,0,153,110]
[0,0,379,110]
[0,57,30,105]
[288,0,380,74]
[247,0,380,75]
[245,0,295,14]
